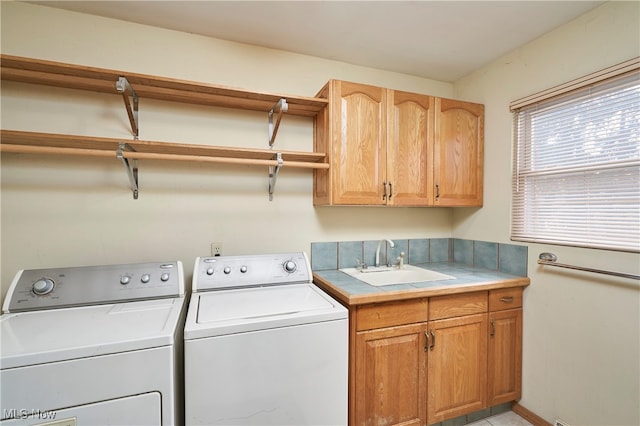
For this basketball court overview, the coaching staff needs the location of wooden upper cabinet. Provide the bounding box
[314,80,483,207]
[313,80,386,205]
[434,98,484,206]
[387,90,434,206]
[313,80,434,206]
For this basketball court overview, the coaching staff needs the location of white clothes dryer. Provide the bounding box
[0,261,187,425]
[184,252,348,425]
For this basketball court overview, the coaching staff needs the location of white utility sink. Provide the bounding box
[340,264,455,286]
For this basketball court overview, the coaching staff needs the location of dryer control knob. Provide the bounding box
[206,267,214,276]
[283,260,297,273]
[141,274,151,283]
[224,266,231,274]
[32,278,55,295]
[240,266,248,273]
[120,275,131,285]
[161,272,170,282]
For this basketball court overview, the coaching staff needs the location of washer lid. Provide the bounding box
[0,297,185,369]
[184,284,347,339]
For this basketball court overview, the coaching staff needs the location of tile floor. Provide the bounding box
[468,411,534,426]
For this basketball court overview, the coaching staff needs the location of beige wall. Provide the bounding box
[0,1,453,298]
[454,2,640,425]
[2,1,639,425]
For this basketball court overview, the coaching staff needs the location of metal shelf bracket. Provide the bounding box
[268,152,283,201]
[117,143,139,199]
[268,98,288,147]
[116,77,139,139]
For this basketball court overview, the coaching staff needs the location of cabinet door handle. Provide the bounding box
[435,184,440,200]
[499,296,514,303]
[429,330,435,351]
[490,319,495,337]
[382,181,388,200]
[388,182,393,199]
[424,330,430,352]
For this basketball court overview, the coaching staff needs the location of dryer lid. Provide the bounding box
[0,297,186,369]
[184,284,347,339]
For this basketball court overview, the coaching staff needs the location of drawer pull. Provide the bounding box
[499,296,514,303]
[424,331,430,352]
[490,319,495,337]
[429,330,435,351]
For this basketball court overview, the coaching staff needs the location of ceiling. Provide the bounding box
[28,1,605,82]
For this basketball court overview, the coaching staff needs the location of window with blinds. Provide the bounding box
[511,62,640,253]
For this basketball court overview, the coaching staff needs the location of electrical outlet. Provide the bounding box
[211,242,223,256]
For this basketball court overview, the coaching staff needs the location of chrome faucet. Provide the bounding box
[375,239,395,267]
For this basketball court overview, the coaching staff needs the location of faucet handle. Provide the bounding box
[356,259,368,270]
[396,252,405,269]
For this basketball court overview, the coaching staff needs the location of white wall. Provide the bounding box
[453,2,640,425]
[0,2,453,298]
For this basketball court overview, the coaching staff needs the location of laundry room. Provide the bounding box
[1,1,639,426]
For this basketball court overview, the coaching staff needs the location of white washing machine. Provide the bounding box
[184,252,348,425]
[0,261,187,425]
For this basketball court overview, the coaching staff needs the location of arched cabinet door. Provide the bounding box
[387,90,434,206]
[434,98,484,207]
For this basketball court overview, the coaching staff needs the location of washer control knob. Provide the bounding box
[32,278,54,295]
[141,274,151,283]
[161,272,170,282]
[224,266,231,274]
[283,260,297,273]
[240,265,248,273]
[120,275,131,285]
[206,267,214,276]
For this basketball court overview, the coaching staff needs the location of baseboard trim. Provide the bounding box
[512,402,552,426]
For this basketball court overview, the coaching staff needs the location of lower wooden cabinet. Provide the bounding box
[355,323,427,425]
[350,288,523,426]
[488,308,523,406]
[427,313,488,424]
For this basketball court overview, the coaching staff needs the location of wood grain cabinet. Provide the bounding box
[353,299,429,425]
[355,323,427,426]
[313,79,483,207]
[348,289,522,426]
[313,80,434,206]
[487,288,523,406]
[434,98,484,206]
[426,292,488,424]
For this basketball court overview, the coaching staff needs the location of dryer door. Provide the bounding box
[0,392,161,425]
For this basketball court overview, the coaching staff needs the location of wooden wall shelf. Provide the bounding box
[0,55,327,116]
[0,130,329,168]
[0,55,329,199]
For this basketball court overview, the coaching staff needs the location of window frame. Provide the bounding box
[510,58,640,253]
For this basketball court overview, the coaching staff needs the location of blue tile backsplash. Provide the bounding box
[311,238,528,277]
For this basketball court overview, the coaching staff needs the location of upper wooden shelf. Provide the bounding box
[0,54,328,117]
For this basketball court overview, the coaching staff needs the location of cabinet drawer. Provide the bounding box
[428,292,487,320]
[489,288,523,311]
[356,298,428,331]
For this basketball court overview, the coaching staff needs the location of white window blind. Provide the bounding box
[511,65,640,253]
